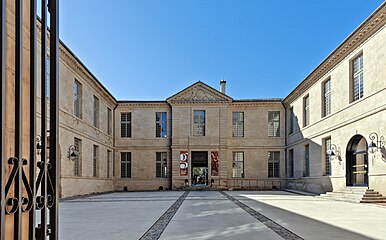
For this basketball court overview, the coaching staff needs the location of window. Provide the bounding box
[324,138,331,176]
[303,95,310,127]
[304,144,310,177]
[74,80,82,118]
[352,54,364,101]
[121,152,131,178]
[268,111,280,137]
[289,107,294,134]
[232,152,244,178]
[156,112,167,138]
[268,151,280,178]
[121,112,131,138]
[93,145,98,177]
[193,110,205,136]
[323,79,331,117]
[107,150,111,178]
[288,149,294,178]
[74,138,81,176]
[232,112,244,137]
[156,152,167,178]
[107,108,112,135]
[93,96,99,128]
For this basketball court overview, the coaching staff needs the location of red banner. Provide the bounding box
[211,151,219,176]
[180,151,188,176]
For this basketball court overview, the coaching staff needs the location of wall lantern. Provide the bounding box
[327,144,341,161]
[68,145,78,161]
[368,132,385,154]
[36,135,42,155]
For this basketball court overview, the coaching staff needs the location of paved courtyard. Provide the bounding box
[59,191,386,240]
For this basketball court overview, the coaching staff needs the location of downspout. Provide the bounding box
[283,101,288,188]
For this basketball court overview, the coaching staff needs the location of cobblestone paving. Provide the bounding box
[220,191,304,240]
[139,191,190,240]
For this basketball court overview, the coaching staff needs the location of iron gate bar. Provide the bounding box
[40,0,48,238]
[15,0,23,238]
[0,0,6,238]
[48,0,59,238]
[29,0,37,238]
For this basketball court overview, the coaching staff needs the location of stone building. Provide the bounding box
[115,82,285,191]
[32,1,386,198]
[284,3,386,195]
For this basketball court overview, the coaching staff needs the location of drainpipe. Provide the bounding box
[283,101,288,187]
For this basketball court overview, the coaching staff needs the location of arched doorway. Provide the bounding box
[346,135,368,186]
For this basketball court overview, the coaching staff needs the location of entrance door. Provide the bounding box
[191,151,208,186]
[346,135,368,186]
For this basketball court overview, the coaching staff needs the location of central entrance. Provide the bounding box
[191,151,208,186]
[346,135,368,186]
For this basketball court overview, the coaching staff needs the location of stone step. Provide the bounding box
[360,199,386,203]
[321,187,386,204]
[362,197,386,201]
[363,194,382,197]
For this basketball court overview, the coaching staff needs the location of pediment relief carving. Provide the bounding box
[167,82,232,103]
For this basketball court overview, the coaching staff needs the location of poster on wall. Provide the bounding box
[180,151,189,176]
[211,151,219,176]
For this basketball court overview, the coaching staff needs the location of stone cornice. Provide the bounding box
[117,102,170,108]
[59,45,117,107]
[230,101,283,107]
[284,3,386,104]
[36,20,118,107]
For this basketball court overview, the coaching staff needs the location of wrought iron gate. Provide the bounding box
[1,0,59,239]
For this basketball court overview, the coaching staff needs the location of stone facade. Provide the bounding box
[34,26,117,197]
[114,82,285,191]
[23,2,386,197]
[284,3,386,195]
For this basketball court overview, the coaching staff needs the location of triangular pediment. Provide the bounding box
[167,81,233,103]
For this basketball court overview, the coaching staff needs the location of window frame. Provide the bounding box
[288,149,294,178]
[268,111,280,137]
[232,112,244,137]
[303,95,310,127]
[289,107,294,135]
[324,137,331,176]
[268,151,280,178]
[74,79,82,119]
[322,78,331,117]
[232,152,244,178]
[93,145,99,177]
[351,53,364,102]
[74,138,82,176]
[107,108,112,135]
[156,152,167,178]
[120,112,132,138]
[304,144,310,177]
[121,152,132,178]
[93,95,99,128]
[107,150,111,178]
[193,110,206,136]
[156,112,167,138]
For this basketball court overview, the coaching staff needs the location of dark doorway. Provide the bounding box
[191,151,208,186]
[346,135,368,186]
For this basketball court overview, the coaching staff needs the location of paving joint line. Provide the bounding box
[139,191,189,240]
[219,191,304,240]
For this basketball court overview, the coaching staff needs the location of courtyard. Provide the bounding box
[59,191,386,240]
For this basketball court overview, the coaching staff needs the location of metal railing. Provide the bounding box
[222,178,285,190]
[1,0,59,239]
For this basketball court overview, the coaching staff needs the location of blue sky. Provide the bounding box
[58,0,384,100]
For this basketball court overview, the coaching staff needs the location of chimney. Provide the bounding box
[220,79,226,94]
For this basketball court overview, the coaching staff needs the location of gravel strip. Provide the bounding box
[139,191,189,240]
[220,191,304,240]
